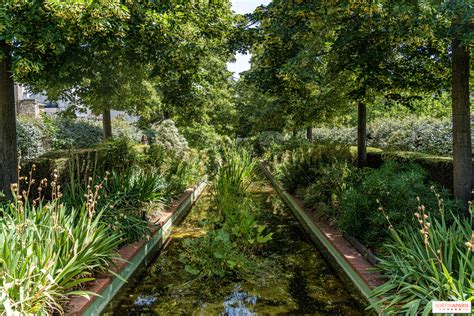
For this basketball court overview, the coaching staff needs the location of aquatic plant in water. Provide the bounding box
[180,148,272,278]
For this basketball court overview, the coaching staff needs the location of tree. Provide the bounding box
[133,2,236,136]
[238,1,333,137]
[0,0,234,195]
[0,40,16,197]
[448,3,472,207]
[0,1,133,196]
[247,0,471,207]
[382,0,472,206]
[322,2,450,167]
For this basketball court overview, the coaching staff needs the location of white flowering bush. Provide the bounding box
[313,126,355,145]
[312,117,453,156]
[112,116,143,142]
[151,119,188,154]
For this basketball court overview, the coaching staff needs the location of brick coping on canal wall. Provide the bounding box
[259,161,383,312]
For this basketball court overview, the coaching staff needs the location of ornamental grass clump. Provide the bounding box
[0,168,121,315]
[369,201,473,315]
[62,164,166,245]
[214,148,255,214]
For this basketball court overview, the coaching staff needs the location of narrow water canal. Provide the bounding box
[103,181,367,315]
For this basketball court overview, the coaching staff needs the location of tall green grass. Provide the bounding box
[62,161,168,245]
[369,204,473,315]
[0,201,120,315]
[214,148,255,218]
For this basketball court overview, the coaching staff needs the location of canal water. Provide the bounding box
[103,181,367,315]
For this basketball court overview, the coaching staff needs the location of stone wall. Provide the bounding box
[18,99,45,117]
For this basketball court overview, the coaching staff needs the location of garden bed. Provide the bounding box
[259,161,383,310]
[65,179,207,316]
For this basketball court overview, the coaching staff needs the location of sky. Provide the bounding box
[227,0,271,78]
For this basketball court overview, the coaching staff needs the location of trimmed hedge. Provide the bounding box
[351,147,473,194]
[22,145,151,187]
[313,116,454,156]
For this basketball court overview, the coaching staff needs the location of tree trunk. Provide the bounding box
[102,108,113,140]
[357,102,367,168]
[0,41,18,199]
[451,38,472,210]
[306,125,313,141]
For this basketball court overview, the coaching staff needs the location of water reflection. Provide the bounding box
[219,285,257,316]
[134,295,158,307]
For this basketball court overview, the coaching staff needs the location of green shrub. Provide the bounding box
[163,156,201,197]
[62,164,166,245]
[254,131,289,155]
[17,116,46,159]
[369,207,473,315]
[144,145,205,196]
[241,131,309,160]
[337,161,459,248]
[299,159,353,215]
[97,138,138,172]
[179,229,250,279]
[47,117,103,150]
[182,124,231,173]
[0,196,120,314]
[369,117,452,155]
[312,126,354,147]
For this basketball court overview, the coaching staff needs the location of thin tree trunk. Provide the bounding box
[306,125,313,141]
[451,38,471,210]
[357,102,367,168]
[102,108,112,140]
[0,41,18,199]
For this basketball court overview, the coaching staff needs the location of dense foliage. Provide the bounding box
[0,0,472,314]
[47,117,103,150]
[15,115,149,159]
[237,0,472,206]
[269,143,461,250]
[337,162,458,248]
[16,116,46,159]
[62,138,204,245]
[0,125,207,313]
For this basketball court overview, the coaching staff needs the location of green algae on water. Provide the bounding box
[103,181,368,315]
